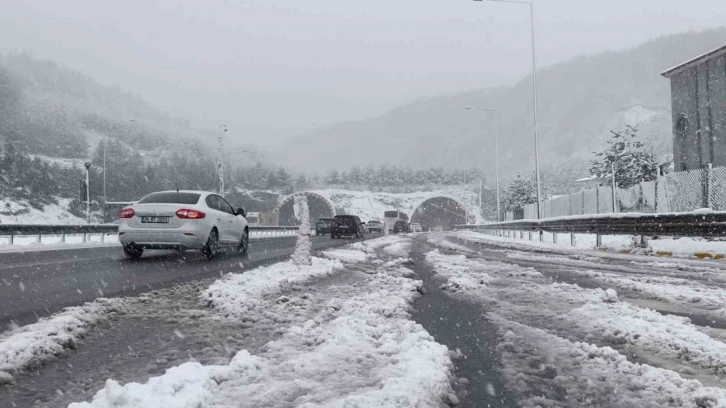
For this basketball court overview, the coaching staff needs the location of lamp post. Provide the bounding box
[472,0,542,218]
[465,106,501,222]
[219,125,228,197]
[84,162,91,224]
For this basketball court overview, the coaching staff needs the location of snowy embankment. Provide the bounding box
[72,236,455,407]
[424,242,726,406]
[452,229,726,259]
[0,299,121,384]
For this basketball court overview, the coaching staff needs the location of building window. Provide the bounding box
[676,113,689,136]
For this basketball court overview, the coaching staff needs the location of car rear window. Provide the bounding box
[137,192,201,204]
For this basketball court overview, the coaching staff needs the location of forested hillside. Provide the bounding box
[278,28,726,187]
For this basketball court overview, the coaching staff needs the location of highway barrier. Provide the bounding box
[0,224,302,245]
[456,211,726,246]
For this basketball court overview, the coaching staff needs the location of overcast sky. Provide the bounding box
[1,0,724,146]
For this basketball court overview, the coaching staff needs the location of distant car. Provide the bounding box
[315,217,334,235]
[118,190,249,260]
[410,223,423,233]
[331,215,366,239]
[393,220,411,234]
[367,220,383,233]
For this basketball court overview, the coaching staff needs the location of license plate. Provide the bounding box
[141,216,170,223]
[338,225,348,229]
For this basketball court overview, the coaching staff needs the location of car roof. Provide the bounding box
[334,215,356,218]
[146,190,213,196]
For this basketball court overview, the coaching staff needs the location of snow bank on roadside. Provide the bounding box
[72,273,454,408]
[0,298,121,383]
[202,257,344,318]
[452,230,726,259]
[320,248,370,263]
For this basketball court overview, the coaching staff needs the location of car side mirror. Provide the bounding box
[236,207,246,217]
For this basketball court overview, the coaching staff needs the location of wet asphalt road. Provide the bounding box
[0,235,372,327]
[410,237,519,408]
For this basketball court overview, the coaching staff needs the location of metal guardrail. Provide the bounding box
[0,224,301,245]
[456,211,726,246]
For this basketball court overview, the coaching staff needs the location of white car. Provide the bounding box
[118,190,249,259]
[410,223,423,233]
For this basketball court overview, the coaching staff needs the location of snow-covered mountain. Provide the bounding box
[276,28,726,183]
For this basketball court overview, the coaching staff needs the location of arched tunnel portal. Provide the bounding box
[410,196,468,231]
[274,192,336,226]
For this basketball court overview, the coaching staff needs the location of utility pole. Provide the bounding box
[84,162,91,224]
[219,125,227,197]
[472,0,541,218]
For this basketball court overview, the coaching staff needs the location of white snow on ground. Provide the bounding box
[202,257,344,318]
[320,248,370,263]
[382,240,412,258]
[570,298,726,375]
[0,298,121,384]
[425,243,726,403]
[348,234,409,254]
[72,251,454,407]
[425,249,492,292]
[0,198,86,225]
[427,236,479,254]
[452,230,726,259]
[569,269,726,313]
[494,316,726,408]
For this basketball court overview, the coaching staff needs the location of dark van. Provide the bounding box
[331,215,366,239]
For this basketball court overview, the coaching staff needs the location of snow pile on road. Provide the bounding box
[494,316,726,407]
[0,298,121,383]
[320,248,370,263]
[425,249,492,292]
[427,236,479,254]
[202,257,344,318]
[571,269,726,312]
[73,272,454,407]
[572,298,726,374]
[382,240,412,257]
[348,234,409,254]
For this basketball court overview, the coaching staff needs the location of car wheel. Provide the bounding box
[203,229,219,259]
[238,229,249,256]
[123,244,143,260]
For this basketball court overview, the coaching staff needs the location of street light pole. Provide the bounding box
[473,0,541,218]
[219,125,228,197]
[84,162,91,224]
[465,106,501,222]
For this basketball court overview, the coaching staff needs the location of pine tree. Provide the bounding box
[590,125,658,189]
[324,169,340,185]
[348,166,363,185]
[503,174,538,212]
[294,173,309,190]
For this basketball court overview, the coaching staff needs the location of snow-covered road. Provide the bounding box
[424,232,726,407]
[0,235,460,408]
[6,230,726,407]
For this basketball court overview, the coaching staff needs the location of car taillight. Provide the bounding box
[176,209,206,219]
[120,208,135,219]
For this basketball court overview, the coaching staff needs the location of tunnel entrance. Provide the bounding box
[275,192,336,226]
[410,197,467,231]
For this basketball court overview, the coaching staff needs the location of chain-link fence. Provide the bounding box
[514,165,720,220]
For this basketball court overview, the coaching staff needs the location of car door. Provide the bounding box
[217,196,243,242]
[206,195,231,243]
